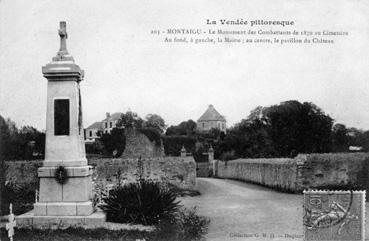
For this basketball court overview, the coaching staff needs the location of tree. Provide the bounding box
[0,115,9,216]
[116,111,144,129]
[144,114,166,134]
[216,100,334,159]
[331,123,349,152]
[166,120,197,136]
[0,117,45,160]
[264,101,333,156]
[100,128,126,157]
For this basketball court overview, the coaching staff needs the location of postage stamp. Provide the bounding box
[303,190,365,241]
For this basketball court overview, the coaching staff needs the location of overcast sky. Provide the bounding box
[1,0,368,131]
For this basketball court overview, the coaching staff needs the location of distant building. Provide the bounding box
[197,105,226,133]
[85,112,122,142]
[85,121,102,143]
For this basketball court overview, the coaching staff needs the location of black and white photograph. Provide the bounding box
[0,0,369,240]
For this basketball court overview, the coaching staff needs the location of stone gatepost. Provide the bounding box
[34,21,92,217]
[208,146,214,163]
[180,145,187,157]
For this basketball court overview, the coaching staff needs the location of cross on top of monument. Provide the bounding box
[58,21,69,55]
[59,21,68,51]
[52,21,74,61]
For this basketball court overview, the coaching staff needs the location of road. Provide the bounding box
[180,178,369,241]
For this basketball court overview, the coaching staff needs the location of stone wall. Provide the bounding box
[215,153,369,193]
[89,156,196,189]
[121,128,164,158]
[5,160,42,185]
[215,158,297,192]
[5,156,196,190]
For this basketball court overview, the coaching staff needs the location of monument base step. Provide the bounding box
[15,210,154,231]
[16,210,106,230]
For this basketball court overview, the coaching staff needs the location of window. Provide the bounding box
[202,123,205,128]
[54,99,69,135]
[89,130,92,137]
[110,122,112,128]
[105,122,108,128]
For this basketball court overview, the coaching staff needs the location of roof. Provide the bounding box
[102,112,123,121]
[198,105,226,122]
[86,121,102,130]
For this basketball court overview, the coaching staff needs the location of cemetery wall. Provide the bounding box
[215,152,369,192]
[215,158,298,192]
[89,156,196,190]
[5,156,196,190]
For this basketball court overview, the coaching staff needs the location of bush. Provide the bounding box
[100,180,180,225]
[100,128,126,157]
[85,141,104,155]
[1,181,37,215]
[137,127,162,146]
[162,136,197,156]
[156,207,210,241]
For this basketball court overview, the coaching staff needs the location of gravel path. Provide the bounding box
[180,178,369,241]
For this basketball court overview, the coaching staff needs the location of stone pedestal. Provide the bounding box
[34,166,93,216]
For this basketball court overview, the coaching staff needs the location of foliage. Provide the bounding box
[216,101,334,158]
[265,101,333,156]
[100,128,126,157]
[137,128,162,146]
[166,120,197,136]
[345,128,369,151]
[0,115,45,160]
[116,111,144,129]
[100,180,180,225]
[144,114,166,134]
[162,136,197,156]
[157,207,210,241]
[219,150,238,161]
[85,140,104,155]
[0,115,7,216]
[1,211,209,241]
[331,123,349,152]
[1,180,37,215]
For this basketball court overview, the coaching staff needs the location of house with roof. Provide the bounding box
[85,112,123,142]
[197,104,227,134]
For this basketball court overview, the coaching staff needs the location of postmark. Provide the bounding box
[303,190,365,241]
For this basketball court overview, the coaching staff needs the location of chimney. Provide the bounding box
[106,112,110,118]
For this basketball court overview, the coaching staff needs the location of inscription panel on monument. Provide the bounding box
[54,99,70,136]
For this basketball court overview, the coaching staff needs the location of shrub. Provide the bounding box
[100,128,126,157]
[220,150,237,161]
[1,181,37,215]
[156,207,210,241]
[100,180,180,225]
[137,128,162,146]
[162,136,197,156]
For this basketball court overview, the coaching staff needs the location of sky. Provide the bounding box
[0,0,369,131]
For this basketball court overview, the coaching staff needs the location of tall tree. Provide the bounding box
[165,120,197,136]
[116,111,144,129]
[264,101,333,156]
[331,123,349,152]
[144,114,166,134]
